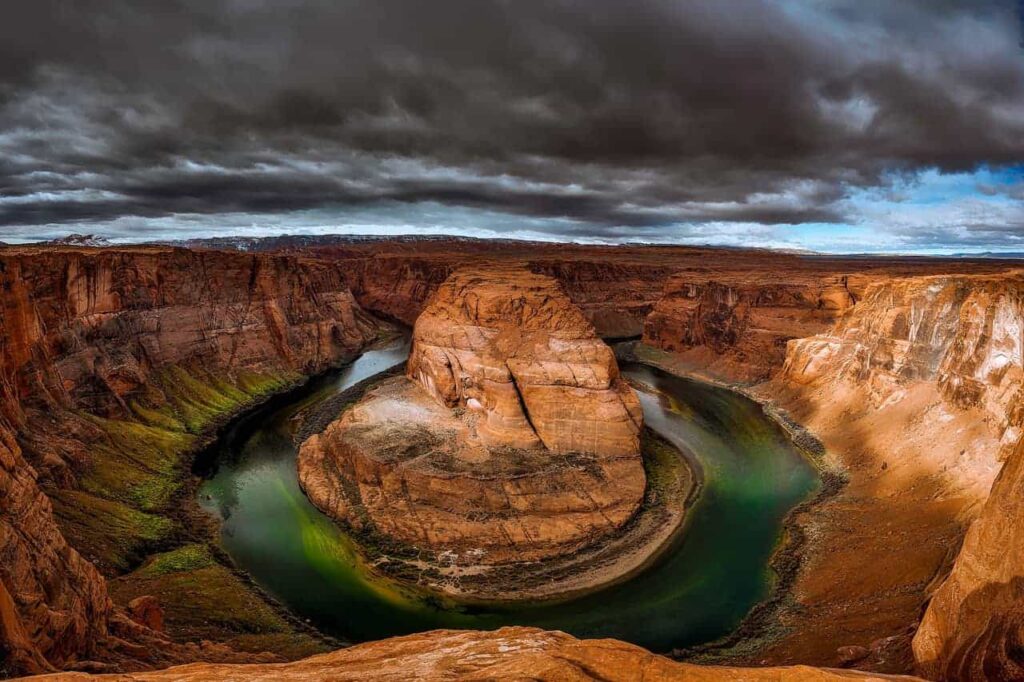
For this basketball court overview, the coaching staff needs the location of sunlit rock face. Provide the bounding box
[913,436,1024,681]
[783,274,1024,464]
[773,272,1024,680]
[406,266,643,457]
[298,266,646,566]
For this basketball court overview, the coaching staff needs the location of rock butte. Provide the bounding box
[298,266,646,566]
[4,239,1024,680]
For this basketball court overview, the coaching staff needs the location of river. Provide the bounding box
[196,337,819,653]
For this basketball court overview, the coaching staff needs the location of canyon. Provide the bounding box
[3,238,1024,681]
[1,246,382,676]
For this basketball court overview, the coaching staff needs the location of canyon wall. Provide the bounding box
[0,406,107,676]
[642,274,857,383]
[780,273,1024,494]
[912,436,1024,680]
[335,241,1013,385]
[744,271,1024,671]
[342,253,671,338]
[0,247,381,675]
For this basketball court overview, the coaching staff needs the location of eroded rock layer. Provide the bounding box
[298,266,645,566]
[407,266,643,457]
[643,274,857,383]
[781,273,1024,493]
[0,246,381,675]
[25,626,923,682]
[913,434,1024,681]
[743,271,1024,671]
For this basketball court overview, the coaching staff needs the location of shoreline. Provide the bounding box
[294,378,702,604]
[177,337,827,655]
[614,341,844,661]
[107,330,406,656]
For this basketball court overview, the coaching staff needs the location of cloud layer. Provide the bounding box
[1,0,1023,250]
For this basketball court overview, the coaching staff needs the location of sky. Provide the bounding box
[1,0,1023,253]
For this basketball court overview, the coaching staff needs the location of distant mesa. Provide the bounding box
[297,266,647,574]
[46,233,113,247]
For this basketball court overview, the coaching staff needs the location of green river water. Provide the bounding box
[196,338,820,653]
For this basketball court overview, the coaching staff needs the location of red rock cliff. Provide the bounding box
[0,246,381,675]
[781,273,1024,492]
[342,252,670,338]
[912,436,1024,681]
[642,273,857,383]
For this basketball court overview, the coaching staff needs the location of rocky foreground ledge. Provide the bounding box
[22,627,921,682]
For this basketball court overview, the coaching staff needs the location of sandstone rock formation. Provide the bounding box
[342,251,671,338]
[745,272,1024,671]
[0,246,382,675]
[781,273,1024,494]
[126,598,163,634]
[407,266,643,457]
[24,627,924,682]
[298,266,646,568]
[643,275,857,383]
[912,434,1024,681]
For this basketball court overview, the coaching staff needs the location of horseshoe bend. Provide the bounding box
[296,266,669,596]
[3,240,1024,682]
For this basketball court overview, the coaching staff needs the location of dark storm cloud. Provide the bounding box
[1,0,1023,243]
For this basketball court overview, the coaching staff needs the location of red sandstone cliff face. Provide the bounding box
[642,274,857,383]
[342,254,670,338]
[0,409,107,677]
[739,272,1024,671]
[912,436,1024,681]
[0,247,381,676]
[781,273,1024,493]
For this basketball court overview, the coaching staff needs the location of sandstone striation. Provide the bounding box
[407,266,643,457]
[745,271,1024,671]
[912,433,1024,680]
[323,238,1018,382]
[781,272,1024,493]
[298,266,646,569]
[643,275,857,383]
[342,251,671,338]
[23,626,923,682]
[0,246,382,675]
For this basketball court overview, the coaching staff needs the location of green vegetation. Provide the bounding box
[641,430,693,501]
[135,543,217,577]
[152,366,296,434]
[55,365,296,578]
[44,361,345,659]
[49,489,173,574]
[110,544,322,647]
[78,415,195,511]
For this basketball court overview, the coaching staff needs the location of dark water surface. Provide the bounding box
[198,339,820,652]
